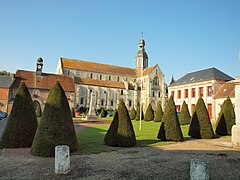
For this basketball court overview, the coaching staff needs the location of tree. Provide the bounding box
[99,108,107,118]
[154,101,164,122]
[104,99,136,147]
[31,81,78,157]
[0,82,38,148]
[179,101,191,125]
[188,97,214,139]
[215,97,235,135]
[157,96,183,141]
[135,102,144,120]
[129,107,136,120]
[144,103,154,121]
[103,111,119,146]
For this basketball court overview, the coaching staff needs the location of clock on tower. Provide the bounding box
[36,57,43,76]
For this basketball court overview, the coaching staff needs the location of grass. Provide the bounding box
[75,120,190,155]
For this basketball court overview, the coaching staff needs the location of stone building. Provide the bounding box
[56,37,166,112]
[168,67,234,121]
[12,57,75,114]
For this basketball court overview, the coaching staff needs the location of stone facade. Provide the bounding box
[56,37,166,112]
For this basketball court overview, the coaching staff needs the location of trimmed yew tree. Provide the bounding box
[179,101,191,125]
[100,108,107,118]
[31,81,78,157]
[104,99,136,147]
[0,82,38,148]
[129,107,136,120]
[215,97,235,135]
[104,111,119,146]
[188,97,214,139]
[154,101,164,122]
[135,102,144,120]
[144,103,154,121]
[157,96,183,141]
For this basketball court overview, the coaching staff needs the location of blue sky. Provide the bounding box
[0,0,239,84]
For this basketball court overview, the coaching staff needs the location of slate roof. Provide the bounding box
[0,75,15,88]
[61,57,156,78]
[214,82,235,99]
[14,70,74,92]
[169,67,234,87]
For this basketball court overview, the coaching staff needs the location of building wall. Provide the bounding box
[168,80,226,121]
[0,88,9,112]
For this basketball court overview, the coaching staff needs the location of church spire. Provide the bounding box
[135,33,148,69]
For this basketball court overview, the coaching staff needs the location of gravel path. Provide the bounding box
[0,136,240,179]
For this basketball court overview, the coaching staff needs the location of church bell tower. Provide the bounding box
[36,57,43,76]
[135,34,148,70]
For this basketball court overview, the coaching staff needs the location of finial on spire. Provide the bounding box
[141,31,143,39]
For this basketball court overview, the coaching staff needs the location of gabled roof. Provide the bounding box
[61,58,137,77]
[169,67,234,87]
[214,82,235,99]
[74,77,125,89]
[0,75,15,88]
[14,70,74,92]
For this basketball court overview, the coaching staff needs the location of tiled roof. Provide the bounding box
[14,70,74,92]
[74,77,125,89]
[0,75,15,88]
[169,67,234,87]
[214,82,235,99]
[61,58,137,77]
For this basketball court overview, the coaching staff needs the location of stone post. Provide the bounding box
[55,145,70,175]
[190,159,209,180]
[232,76,240,147]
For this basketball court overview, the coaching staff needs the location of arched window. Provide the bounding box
[153,77,159,86]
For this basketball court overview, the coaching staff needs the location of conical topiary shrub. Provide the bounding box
[179,101,191,125]
[154,101,164,122]
[104,99,136,147]
[157,96,183,141]
[99,108,107,118]
[104,111,119,146]
[135,102,144,120]
[31,81,78,157]
[129,107,136,120]
[215,97,235,135]
[0,82,38,148]
[144,103,154,121]
[188,97,214,139]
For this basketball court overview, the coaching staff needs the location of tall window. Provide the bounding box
[153,91,155,97]
[199,87,203,97]
[207,86,213,96]
[171,91,174,98]
[177,90,181,99]
[184,89,188,98]
[90,73,93,79]
[100,74,102,80]
[158,92,161,97]
[129,100,132,107]
[117,77,120,81]
[80,97,84,105]
[111,100,114,106]
[120,89,124,95]
[153,77,159,86]
[101,100,104,106]
[191,88,196,98]
[109,76,111,81]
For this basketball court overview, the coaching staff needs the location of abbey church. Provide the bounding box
[56,37,166,112]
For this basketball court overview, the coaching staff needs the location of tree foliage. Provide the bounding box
[0,82,38,148]
[144,103,154,121]
[157,96,183,141]
[31,81,78,157]
[188,97,214,139]
[179,101,191,125]
[215,97,235,135]
[154,101,164,122]
[104,99,136,147]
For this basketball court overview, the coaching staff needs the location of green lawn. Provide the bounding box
[75,120,190,155]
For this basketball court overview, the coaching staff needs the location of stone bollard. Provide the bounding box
[55,145,70,175]
[190,159,209,180]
